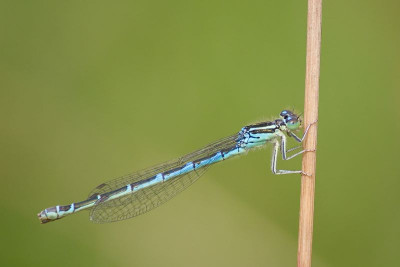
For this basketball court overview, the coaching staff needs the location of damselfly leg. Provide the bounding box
[270,121,317,175]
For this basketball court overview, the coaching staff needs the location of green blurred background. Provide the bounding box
[1,0,399,266]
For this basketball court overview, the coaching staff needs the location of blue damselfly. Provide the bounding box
[38,110,316,224]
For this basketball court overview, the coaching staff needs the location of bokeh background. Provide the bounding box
[1,0,399,266]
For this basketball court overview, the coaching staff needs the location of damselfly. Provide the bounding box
[38,110,316,224]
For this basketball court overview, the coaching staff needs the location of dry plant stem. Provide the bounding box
[297,0,322,266]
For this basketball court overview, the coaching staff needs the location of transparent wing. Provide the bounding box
[89,133,240,223]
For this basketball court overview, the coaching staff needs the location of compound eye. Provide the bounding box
[280,110,289,116]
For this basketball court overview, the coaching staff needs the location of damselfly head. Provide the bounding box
[280,110,301,131]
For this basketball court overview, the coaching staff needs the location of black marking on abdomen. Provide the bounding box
[193,155,215,166]
[88,193,100,200]
[46,206,57,213]
[141,175,158,184]
[163,167,185,176]
[74,201,86,210]
[97,184,134,202]
[59,205,71,212]
[110,186,128,196]
[74,198,95,209]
